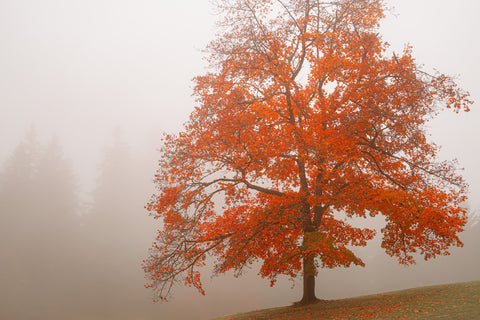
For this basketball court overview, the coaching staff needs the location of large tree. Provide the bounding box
[143,0,471,304]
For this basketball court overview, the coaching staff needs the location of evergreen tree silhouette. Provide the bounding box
[77,130,154,318]
[0,130,80,318]
[35,136,78,229]
[0,128,41,318]
[31,136,80,304]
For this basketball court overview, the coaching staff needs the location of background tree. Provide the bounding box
[0,131,80,318]
[143,0,472,304]
[77,130,157,318]
[0,127,40,224]
[33,136,80,297]
[0,128,41,313]
[34,136,79,236]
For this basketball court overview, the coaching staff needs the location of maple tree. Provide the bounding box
[143,0,472,304]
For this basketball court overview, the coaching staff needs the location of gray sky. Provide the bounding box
[380,0,480,209]
[1,0,479,206]
[0,0,216,191]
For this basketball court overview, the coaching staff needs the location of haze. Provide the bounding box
[1,1,479,319]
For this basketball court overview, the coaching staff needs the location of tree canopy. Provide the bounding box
[143,0,471,304]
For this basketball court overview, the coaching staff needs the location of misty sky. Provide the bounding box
[1,0,480,207]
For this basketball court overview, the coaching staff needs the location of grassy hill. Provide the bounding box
[212,280,480,319]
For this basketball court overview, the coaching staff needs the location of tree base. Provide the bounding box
[293,297,322,307]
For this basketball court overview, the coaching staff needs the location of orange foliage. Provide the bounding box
[143,0,471,301]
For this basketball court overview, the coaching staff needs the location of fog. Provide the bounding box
[1,1,479,319]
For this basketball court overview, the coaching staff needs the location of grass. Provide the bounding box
[211,280,480,319]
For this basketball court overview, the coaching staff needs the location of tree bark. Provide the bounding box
[299,254,319,305]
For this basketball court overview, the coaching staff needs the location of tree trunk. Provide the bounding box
[299,254,319,305]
